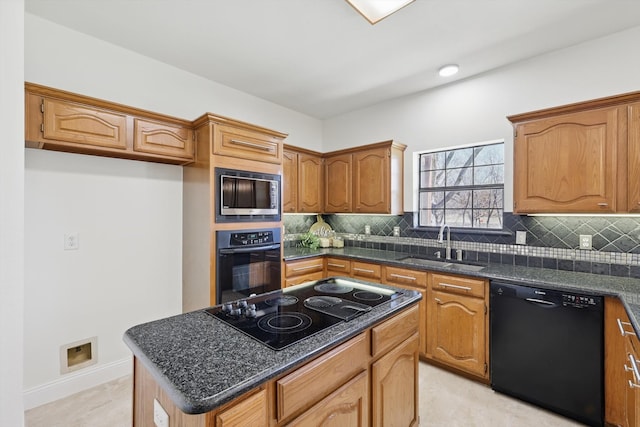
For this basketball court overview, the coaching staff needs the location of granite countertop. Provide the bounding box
[284,246,640,335]
[123,279,421,415]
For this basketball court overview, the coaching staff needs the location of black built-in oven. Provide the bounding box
[216,228,282,304]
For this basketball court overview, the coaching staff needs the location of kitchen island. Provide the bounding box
[124,278,422,426]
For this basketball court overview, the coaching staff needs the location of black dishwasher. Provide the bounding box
[490,281,604,427]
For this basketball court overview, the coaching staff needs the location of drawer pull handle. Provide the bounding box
[354,268,374,273]
[230,139,274,152]
[438,283,472,291]
[390,273,417,281]
[435,298,442,303]
[292,264,322,271]
[617,318,637,337]
[327,263,346,268]
[597,202,608,207]
[628,354,640,382]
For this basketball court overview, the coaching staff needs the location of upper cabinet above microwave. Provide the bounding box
[508,91,640,214]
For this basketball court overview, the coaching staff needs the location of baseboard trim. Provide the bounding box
[23,356,132,410]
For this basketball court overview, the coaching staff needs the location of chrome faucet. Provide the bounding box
[437,224,452,260]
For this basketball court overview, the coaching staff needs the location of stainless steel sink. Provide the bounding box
[399,257,486,272]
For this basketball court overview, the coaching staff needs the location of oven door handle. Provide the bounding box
[219,244,281,254]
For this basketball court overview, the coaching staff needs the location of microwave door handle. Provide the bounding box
[219,244,281,254]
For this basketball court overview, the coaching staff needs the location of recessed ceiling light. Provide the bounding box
[345,0,415,25]
[438,64,459,77]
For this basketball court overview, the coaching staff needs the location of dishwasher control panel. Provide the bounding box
[562,293,600,308]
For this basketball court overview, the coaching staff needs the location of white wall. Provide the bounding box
[0,0,24,425]
[23,13,324,407]
[323,25,640,212]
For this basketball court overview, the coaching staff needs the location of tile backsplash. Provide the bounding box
[283,213,640,278]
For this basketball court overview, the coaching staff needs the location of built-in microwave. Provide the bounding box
[215,167,281,222]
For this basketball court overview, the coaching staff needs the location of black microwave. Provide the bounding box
[215,168,281,222]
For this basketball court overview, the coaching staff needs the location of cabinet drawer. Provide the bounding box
[276,332,369,421]
[216,388,268,427]
[383,265,427,289]
[371,304,419,358]
[431,273,486,298]
[325,257,351,275]
[133,118,193,159]
[284,271,324,288]
[214,124,282,164]
[352,261,381,280]
[285,258,324,278]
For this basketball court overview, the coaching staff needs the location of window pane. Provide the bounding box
[445,190,472,210]
[474,165,504,185]
[421,152,445,171]
[473,189,503,209]
[474,144,503,166]
[474,209,504,228]
[420,170,445,188]
[444,209,473,227]
[445,147,473,168]
[420,191,444,209]
[446,167,472,187]
[419,209,444,226]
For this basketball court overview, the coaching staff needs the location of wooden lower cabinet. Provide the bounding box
[215,389,268,427]
[426,273,489,380]
[351,261,382,282]
[286,371,369,426]
[605,296,640,427]
[371,333,420,427]
[324,256,352,277]
[284,257,324,287]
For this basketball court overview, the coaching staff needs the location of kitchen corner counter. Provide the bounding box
[123,279,421,415]
[284,246,640,335]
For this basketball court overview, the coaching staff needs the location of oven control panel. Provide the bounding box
[230,231,274,246]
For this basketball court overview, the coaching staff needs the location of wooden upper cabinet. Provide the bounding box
[282,149,298,213]
[133,118,193,159]
[324,153,353,213]
[25,82,194,165]
[213,123,283,164]
[509,90,640,214]
[325,140,406,214]
[627,102,640,213]
[283,145,323,213]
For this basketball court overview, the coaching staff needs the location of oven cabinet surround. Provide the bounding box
[284,255,488,381]
[605,296,640,427]
[24,82,195,165]
[183,114,287,310]
[509,90,640,214]
[283,140,406,214]
[125,289,421,427]
[282,145,323,213]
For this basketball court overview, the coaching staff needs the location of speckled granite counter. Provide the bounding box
[123,279,420,415]
[284,246,640,335]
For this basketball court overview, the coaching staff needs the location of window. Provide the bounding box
[418,141,504,229]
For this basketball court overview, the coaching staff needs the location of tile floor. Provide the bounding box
[25,362,586,426]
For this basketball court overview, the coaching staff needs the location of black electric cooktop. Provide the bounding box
[205,277,401,350]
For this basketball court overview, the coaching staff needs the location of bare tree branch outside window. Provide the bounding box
[418,142,504,229]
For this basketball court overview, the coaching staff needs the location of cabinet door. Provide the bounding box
[351,261,381,282]
[371,333,419,427]
[216,389,268,427]
[324,154,352,213]
[353,147,390,213]
[133,118,193,159]
[513,107,619,213]
[427,289,487,378]
[287,371,369,427]
[42,98,128,150]
[325,257,351,277]
[214,124,282,164]
[298,153,323,212]
[283,149,298,213]
[628,102,640,212]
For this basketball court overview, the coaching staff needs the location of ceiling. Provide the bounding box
[25,0,640,119]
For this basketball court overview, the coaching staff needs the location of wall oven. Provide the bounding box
[215,167,281,223]
[216,228,282,304]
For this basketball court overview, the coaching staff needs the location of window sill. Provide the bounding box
[408,226,513,237]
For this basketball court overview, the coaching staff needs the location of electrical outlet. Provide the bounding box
[393,226,400,237]
[64,232,79,250]
[364,225,371,235]
[153,399,169,427]
[515,231,527,245]
[579,234,592,250]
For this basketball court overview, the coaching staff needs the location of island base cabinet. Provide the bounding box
[215,389,268,427]
[285,371,369,426]
[371,332,420,427]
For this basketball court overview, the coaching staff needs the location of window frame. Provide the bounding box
[416,140,505,230]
